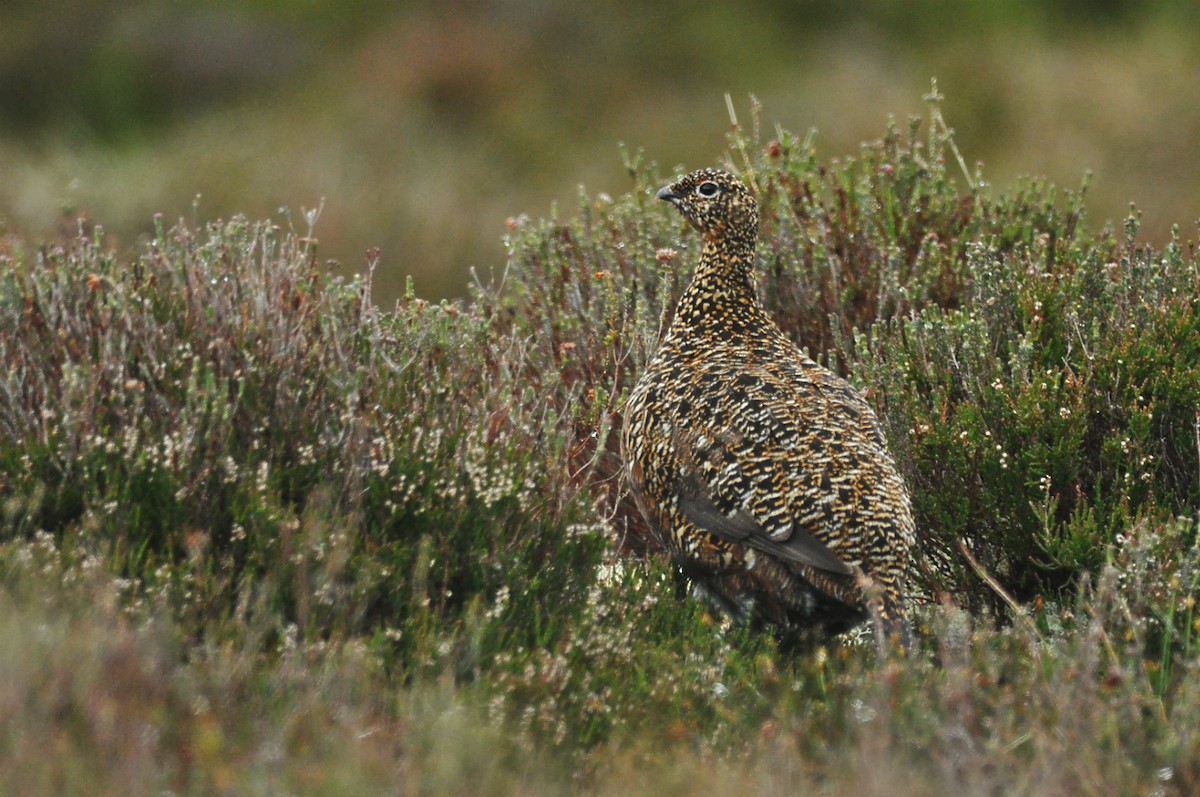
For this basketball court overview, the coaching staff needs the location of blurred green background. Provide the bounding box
[2,0,1197,302]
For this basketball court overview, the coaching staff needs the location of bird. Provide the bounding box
[621,167,915,651]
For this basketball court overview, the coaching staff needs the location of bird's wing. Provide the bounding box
[676,468,853,575]
[671,421,855,577]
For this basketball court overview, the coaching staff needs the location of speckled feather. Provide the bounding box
[622,168,915,648]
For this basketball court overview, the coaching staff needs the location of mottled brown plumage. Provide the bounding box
[621,168,914,649]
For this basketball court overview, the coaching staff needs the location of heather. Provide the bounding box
[3,104,1200,794]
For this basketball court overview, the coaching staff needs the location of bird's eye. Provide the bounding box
[696,181,719,198]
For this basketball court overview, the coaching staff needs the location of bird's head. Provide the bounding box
[656,168,758,244]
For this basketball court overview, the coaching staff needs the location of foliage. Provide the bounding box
[493,104,1200,619]
[4,105,1200,791]
[0,213,605,677]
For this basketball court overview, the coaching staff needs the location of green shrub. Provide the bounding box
[0,215,607,673]
[4,100,1200,791]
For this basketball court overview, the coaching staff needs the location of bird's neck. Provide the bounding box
[669,236,768,338]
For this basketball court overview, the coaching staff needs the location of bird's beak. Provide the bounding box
[656,186,680,205]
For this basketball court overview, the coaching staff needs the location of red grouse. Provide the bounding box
[622,168,914,649]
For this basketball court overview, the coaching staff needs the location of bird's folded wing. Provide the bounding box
[677,470,853,576]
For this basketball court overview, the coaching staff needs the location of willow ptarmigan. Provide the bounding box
[621,168,914,650]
